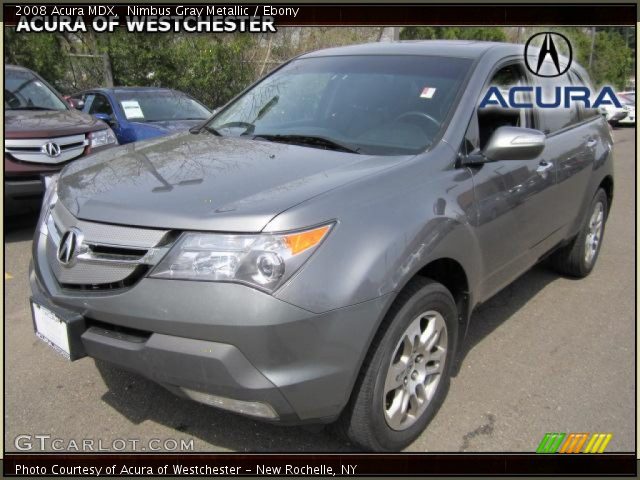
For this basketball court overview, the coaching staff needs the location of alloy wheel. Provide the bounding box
[585,201,604,266]
[383,310,448,431]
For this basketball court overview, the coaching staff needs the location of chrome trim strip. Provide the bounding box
[46,212,169,267]
[5,134,88,164]
[5,134,87,147]
[75,246,170,266]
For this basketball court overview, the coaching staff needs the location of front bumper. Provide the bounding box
[30,232,390,423]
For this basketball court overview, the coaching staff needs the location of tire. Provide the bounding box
[549,188,608,278]
[338,277,458,451]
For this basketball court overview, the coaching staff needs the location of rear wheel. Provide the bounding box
[339,278,458,451]
[549,188,608,277]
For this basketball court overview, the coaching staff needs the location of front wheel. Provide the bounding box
[339,278,458,451]
[549,188,608,277]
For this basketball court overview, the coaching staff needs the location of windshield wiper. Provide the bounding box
[254,134,360,154]
[191,124,222,136]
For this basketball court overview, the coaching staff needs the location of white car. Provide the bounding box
[618,92,635,125]
[599,91,635,125]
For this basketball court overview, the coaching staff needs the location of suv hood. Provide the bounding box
[5,109,107,138]
[58,132,408,232]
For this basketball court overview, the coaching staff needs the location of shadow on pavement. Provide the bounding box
[95,263,566,452]
[95,360,357,452]
[5,213,39,243]
[455,264,562,371]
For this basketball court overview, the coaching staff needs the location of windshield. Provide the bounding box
[5,69,67,111]
[208,55,472,155]
[114,91,211,122]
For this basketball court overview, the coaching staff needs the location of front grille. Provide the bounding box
[5,134,88,164]
[45,202,172,290]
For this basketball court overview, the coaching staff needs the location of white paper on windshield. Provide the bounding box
[120,100,145,119]
[420,87,436,99]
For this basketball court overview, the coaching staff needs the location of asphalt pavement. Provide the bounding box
[4,128,635,452]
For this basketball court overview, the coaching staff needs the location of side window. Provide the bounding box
[570,70,599,120]
[88,93,114,116]
[475,63,533,150]
[536,68,580,134]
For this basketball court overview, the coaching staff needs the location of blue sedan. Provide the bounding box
[68,87,212,145]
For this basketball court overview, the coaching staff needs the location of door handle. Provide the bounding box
[586,139,598,148]
[536,160,554,179]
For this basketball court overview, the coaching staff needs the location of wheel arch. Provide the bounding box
[599,175,614,214]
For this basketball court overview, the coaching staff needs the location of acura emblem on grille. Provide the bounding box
[42,142,62,158]
[57,228,84,267]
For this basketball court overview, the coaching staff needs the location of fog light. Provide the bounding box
[181,388,278,419]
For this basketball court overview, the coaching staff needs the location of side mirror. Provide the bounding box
[67,98,84,110]
[482,126,546,161]
[94,113,116,127]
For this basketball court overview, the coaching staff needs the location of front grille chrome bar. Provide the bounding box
[46,208,170,269]
[5,134,88,164]
[75,246,170,266]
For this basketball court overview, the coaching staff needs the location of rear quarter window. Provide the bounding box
[536,75,580,134]
[570,70,600,120]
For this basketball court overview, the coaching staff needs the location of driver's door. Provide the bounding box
[467,61,558,301]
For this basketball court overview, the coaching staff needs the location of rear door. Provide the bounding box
[534,71,594,241]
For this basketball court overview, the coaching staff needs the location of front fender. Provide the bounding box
[268,144,482,315]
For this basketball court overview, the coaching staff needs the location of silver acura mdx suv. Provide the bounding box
[30,41,613,451]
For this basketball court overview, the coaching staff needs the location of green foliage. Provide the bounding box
[400,26,634,90]
[591,30,633,89]
[4,27,634,108]
[4,30,68,89]
[95,32,255,108]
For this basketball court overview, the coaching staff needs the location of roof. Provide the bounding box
[299,40,520,60]
[297,39,580,76]
[93,87,177,94]
[5,64,36,73]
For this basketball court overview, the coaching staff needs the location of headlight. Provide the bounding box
[88,128,118,148]
[38,173,59,235]
[150,224,333,292]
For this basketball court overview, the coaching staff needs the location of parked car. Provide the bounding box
[4,65,118,215]
[598,91,635,126]
[68,87,212,145]
[618,90,635,103]
[30,41,613,451]
[617,92,635,125]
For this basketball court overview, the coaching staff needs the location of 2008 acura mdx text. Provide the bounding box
[30,41,613,451]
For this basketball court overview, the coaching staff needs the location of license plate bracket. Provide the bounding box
[30,298,87,361]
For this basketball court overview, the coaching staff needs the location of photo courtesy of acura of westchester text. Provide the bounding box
[2,0,637,476]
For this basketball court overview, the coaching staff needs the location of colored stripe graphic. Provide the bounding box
[536,433,565,453]
[538,433,613,453]
[560,433,589,453]
[584,433,613,453]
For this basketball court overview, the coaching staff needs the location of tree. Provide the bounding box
[4,30,68,89]
[591,30,633,89]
